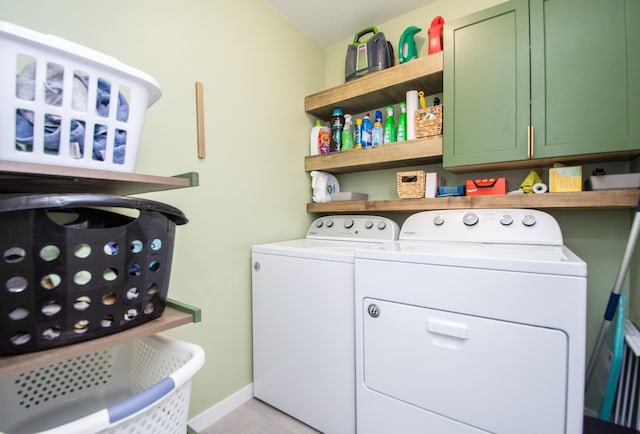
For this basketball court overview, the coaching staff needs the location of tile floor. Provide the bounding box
[200,398,320,434]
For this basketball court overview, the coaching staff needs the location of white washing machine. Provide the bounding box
[354,209,587,434]
[251,215,399,434]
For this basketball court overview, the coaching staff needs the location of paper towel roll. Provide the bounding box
[533,183,548,194]
[406,90,419,140]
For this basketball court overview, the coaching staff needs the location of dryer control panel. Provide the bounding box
[401,209,563,246]
[307,215,399,242]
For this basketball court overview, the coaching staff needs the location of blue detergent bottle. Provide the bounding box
[361,114,373,147]
[372,110,383,146]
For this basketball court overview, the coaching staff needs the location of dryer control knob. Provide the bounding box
[344,218,354,229]
[315,220,323,228]
[522,214,537,227]
[325,219,334,228]
[433,215,445,226]
[365,220,374,229]
[377,221,387,230]
[500,214,513,226]
[463,212,479,226]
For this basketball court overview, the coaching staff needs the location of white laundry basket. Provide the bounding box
[0,335,204,434]
[0,21,161,172]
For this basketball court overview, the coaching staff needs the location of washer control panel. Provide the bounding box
[401,209,563,246]
[307,215,400,242]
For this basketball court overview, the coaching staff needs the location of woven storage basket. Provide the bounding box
[415,105,443,138]
[397,170,426,199]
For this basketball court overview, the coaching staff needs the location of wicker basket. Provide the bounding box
[397,171,426,199]
[415,105,443,138]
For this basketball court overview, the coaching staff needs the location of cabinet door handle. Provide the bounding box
[527,125,534,159]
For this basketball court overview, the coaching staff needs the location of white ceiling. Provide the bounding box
[264,0,436,47]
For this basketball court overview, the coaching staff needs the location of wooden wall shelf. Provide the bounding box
[305,136,442,174]
[0,303,198,379]
[305,53,444,120]
[307,190,640,213]
[0,161,198,195]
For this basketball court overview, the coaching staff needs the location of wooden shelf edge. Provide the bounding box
[0,161,198,195]
[0,305,194,379]
[305,136,443,174]
[305,53,444,119]
[307,190,640,213]
[445,150,640,173]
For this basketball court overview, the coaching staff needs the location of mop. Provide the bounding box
[586,199,640,390]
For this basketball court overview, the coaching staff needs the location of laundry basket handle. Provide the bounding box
[0,194,188,225]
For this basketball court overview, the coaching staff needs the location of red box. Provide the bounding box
[465,178,508,196]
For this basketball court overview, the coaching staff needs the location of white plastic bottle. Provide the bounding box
[310,120,331,155]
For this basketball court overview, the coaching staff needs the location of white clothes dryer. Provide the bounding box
[354,209,587,434]
[251,215,399,434]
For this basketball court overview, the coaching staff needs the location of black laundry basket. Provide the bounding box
[0,194,188,355]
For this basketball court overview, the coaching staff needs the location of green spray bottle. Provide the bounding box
[341,114,354,151]
[383,105,396,144]
[397,102,407,141]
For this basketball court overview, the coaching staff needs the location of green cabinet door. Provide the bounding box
[530,0,640,159]
[443,0,530,168]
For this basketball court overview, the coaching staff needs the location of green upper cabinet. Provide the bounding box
[444,0,640,169]
[530,0,639,159]
[443,0,530,168]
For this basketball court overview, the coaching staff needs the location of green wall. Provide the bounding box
[0,0,637,423]
[0,0,323,418]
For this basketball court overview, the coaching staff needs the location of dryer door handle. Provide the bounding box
[425,318,469,340]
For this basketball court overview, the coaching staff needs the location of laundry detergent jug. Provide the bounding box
[345,26,394,82]
[311,171,340,202]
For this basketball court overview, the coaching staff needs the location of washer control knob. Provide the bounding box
[522,214,537,227]
[433,215,445,226]
[325,219,334,228]
[463,212,479,226]
[500,214,514,226]
[344,218,354,229]
[365,220,374,229]
[377,221,387,230]
[367,304,380,318]
[315,220,323,228]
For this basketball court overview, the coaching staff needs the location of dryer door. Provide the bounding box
[362,298,568,434]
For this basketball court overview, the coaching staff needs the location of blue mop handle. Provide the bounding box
[608,199,640,300]
[586,197,640,387]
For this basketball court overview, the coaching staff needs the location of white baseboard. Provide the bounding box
[188,383,254,432]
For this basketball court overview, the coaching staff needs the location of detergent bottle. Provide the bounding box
[341,114,354,151]
[383,105,396,144]
[354,118,363,149]
[361,114,373,148]
[330,107,345,151]
[310,120,331,155]
[372,110,383,146]
[397,102,407,142]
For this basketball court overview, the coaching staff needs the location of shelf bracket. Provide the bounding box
[167,298,202,323]
[173,172,200,187]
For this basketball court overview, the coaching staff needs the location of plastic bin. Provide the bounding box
[0,334,205,434]
[0,194,188,356]
[0,20,161,172]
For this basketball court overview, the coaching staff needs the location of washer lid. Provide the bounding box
[356,240,586,277]
[252,238,383,262]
